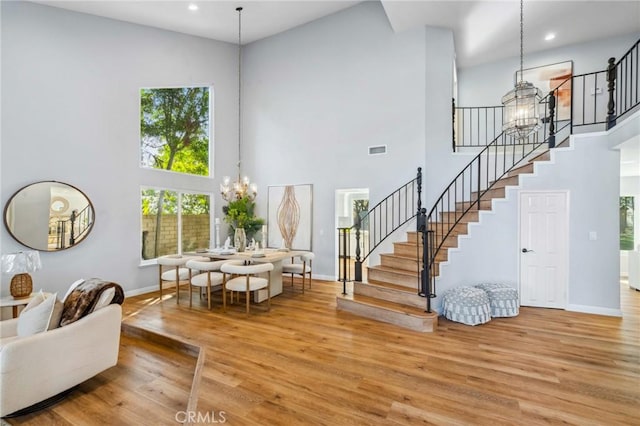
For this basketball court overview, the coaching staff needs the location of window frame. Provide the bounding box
[139,185,214,266]
[139,85,214,178]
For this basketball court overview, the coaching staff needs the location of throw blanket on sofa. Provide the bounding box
[60,278,125,327]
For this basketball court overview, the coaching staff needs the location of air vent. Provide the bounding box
[368,145,387,155]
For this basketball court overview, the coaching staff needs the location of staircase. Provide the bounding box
[337,37,638,332]
[336,145,555,332]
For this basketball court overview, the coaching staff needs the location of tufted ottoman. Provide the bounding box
[442,286,491,326]
[475,283,520,317]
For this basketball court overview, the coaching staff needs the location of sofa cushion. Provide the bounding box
[17,291,58,336]
[48,297,64,330]
[92,287,116,312]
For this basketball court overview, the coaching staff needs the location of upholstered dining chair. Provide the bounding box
[157,254,207,304]
[282,252,314,293]
[185,259,227,310]
[221,261,274,316]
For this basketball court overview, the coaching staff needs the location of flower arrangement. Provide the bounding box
[222,196,264,239]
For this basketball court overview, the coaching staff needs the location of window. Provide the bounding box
[141,188,211,260]
[140,87,211,176]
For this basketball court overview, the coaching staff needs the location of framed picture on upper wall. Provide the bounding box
[267,184,313,251]
[516,60,573,120]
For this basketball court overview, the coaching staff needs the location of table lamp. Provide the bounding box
[1,251,42,299]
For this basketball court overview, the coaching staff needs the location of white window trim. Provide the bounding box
[139,185,214,266]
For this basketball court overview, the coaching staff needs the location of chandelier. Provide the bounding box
[502,0,542,140]
[221,7,257,202]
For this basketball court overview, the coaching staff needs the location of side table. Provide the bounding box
[0,293,36,318]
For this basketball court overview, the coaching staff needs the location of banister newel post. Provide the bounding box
[548,91,556,148]
[606,57,617,129]
[416,167,422,215]
[354,216,362,282]
[452,98,456,152]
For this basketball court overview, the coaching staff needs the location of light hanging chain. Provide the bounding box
[237,6,243,181]
[519,0,524,83]
[220,6,257,202]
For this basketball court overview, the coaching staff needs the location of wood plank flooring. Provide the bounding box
[5,279,639,425]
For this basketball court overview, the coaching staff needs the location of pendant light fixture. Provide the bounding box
[502,0,542,140]
[221,7,257,202]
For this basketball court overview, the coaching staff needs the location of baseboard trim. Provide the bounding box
[566,304,622,317]
[125,276,338,298]
[125,285,157,297]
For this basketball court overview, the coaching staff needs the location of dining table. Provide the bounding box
[196,248,305,303]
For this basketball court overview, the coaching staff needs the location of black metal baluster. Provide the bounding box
[607,57,617,129]
[548,91,556,148]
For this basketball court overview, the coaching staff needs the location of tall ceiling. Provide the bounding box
[30,0,640,68]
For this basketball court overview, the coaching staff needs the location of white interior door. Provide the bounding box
[519,191,569,308]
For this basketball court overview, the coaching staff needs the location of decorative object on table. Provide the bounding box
[1,251,42,299]
[268,184,313,250]
[220,7,257,203]
[277,239,290,252]
[260,224,267,247]
[501,0,542,140]
[234,227,247,252]
[215,217,221,248]
[224,236,231,249]
[517,61,573,121]
[4,181,95,252]
[223,196,265,244]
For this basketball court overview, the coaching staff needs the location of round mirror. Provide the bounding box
[4,181,95,251]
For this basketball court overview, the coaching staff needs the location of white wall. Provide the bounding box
[435,131,622,315]
[1,2,239,296]
[242,1,434,279]
[458,32,640,107]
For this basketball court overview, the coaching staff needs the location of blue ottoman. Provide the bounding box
[475,283,519,317]
[442,286,491,326]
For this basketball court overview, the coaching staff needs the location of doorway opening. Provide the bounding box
[335,188,369,281]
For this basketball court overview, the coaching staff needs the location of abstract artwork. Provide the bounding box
[517,61,573,120]
[267,184,312,250]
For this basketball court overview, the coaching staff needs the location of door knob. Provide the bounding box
[521,248,534,253]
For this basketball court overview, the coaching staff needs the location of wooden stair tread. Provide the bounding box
[338,293,433,318]
[368,265,418,277]
[380,253,419,261]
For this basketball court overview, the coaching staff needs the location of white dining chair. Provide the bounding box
[282,252,314,293]
[157,254,207,303]
[185,259,227,310]
[221,261,274,316]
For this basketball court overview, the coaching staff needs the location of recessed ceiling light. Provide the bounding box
[188,3,199,12]
[545,33,556,41]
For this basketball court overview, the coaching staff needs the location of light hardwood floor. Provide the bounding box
[5,279,640,425]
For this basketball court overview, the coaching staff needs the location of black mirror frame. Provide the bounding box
[3,181,96,252]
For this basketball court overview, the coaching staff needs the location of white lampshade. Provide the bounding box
[1,251,42,274]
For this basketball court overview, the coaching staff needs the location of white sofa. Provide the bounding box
[0,303,122,416]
